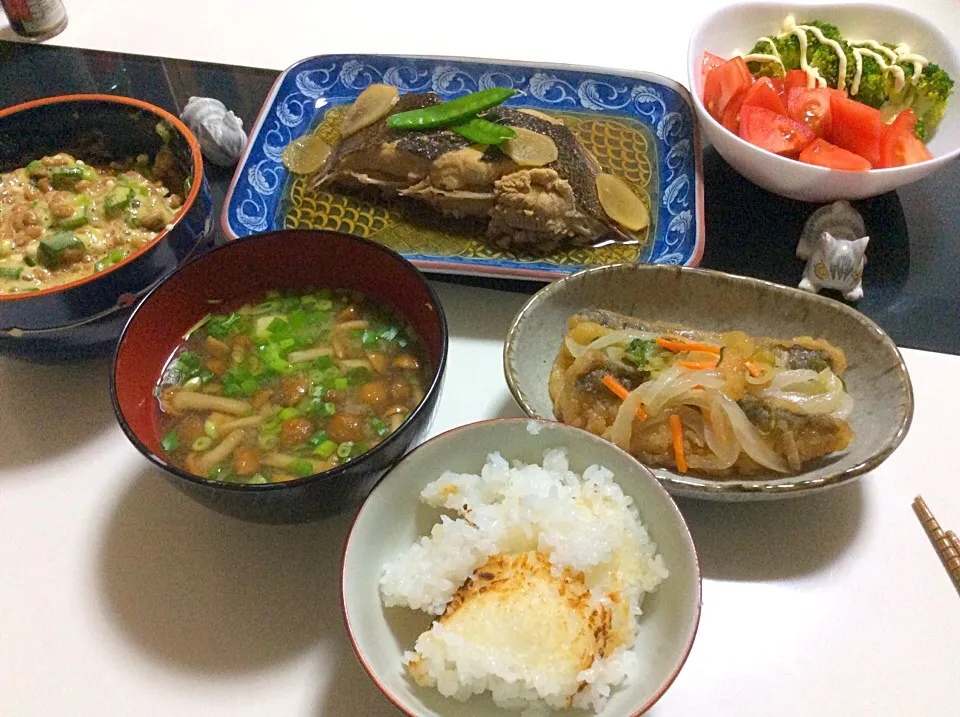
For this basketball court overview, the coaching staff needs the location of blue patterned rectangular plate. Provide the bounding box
[223,54,704,280]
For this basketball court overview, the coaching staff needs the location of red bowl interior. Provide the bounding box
[113,230,447,456]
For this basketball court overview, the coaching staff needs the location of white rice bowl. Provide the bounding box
[342,419,701,717]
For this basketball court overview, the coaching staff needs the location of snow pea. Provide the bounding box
[386,88,517,130]
[451,117,516,145]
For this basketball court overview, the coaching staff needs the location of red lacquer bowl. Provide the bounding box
[111,229,448,523]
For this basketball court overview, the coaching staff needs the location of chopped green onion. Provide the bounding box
[258,433,279,451]
[203,419,218,439]
[361,329,379,348]
[267,318,292,336]
[347,367,371,385]
[161,430,179,452]
[288,309,308,329]
[316,440,338,458]
[260,416,282,435]
[369,417,388,437]
[247,473,268,485]
[333,377,348,390]
[312,355,334,370]
[278,407,300,420]
[207,311,241,339]
[321,366,340,382]
[0,267,22,280]
[94,249,128,273]
[337,441,354,459]
[352,441,370,457]
[307,429,329,447]
[257,344,293,374]
[290,459,314,477]
[49,165,85,189]
[207,465,228,481]
[316,299,333,311]
[155,121,174,144]
[322,401,336,416]
[192,436,214,451]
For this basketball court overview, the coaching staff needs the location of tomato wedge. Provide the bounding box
[742,77,788,116]
[702,52,726,82]
[703,56,753,122]
[798,138,872,171]
[786,88,833,138]
[721,91,747,133]
[784,69,809,93]
[879,109,934,168]
[828,93,884,167]
[739,105,816,156]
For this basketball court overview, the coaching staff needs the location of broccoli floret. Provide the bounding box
[882,62,953,140]
[747,21,855,90]
[746,37,786,79]
[805,21,857,90]
[850,54,889,109]
[911,63,954,140]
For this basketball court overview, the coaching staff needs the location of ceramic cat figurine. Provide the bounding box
[180,97,247,167]
[796,200,868,301]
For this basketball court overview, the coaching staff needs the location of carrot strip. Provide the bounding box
[677,359,719,370]
[601,374,629,400]
[744,359,765,378]
[601,374,647,421]
[669,414,687,473]
[656,336,721,355]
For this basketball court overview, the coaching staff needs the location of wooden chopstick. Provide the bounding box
[912,495,960,596]
[948,530,960,555]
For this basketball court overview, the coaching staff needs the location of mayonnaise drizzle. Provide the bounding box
[894,43,929,83]
[739,15,929,98]
[743,36,785,73]
[849,46,906,95]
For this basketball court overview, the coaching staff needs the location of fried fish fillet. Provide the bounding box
[407,551,630,707]
[549,310,854,476]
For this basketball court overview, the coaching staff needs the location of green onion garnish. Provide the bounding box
[161,430,179,452]
[290,459,314,477]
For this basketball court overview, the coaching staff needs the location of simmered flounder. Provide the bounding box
[314,93,631,253]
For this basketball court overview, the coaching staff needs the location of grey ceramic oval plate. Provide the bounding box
[503,264,914,501]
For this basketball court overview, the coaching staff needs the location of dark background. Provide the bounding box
[1,41,956,354]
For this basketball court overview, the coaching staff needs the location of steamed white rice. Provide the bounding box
[380,448,669,714]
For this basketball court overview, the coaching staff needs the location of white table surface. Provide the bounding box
[3,1,960,715]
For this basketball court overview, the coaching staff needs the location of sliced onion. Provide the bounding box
[714,392,790,473]
[665,392,740,471]
[609,383,647,450]
[768,369,821,392]
[676,406,706,447]
[701,396,740,469]
[832,391,854,421]
[640,366,725,416]
[760,369,851,416]
[564,329,659,359]
[745,362,776,385]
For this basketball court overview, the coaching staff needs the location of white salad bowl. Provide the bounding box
[342,418,701,717]
[688,1,960,201]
